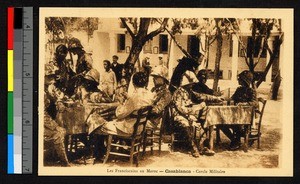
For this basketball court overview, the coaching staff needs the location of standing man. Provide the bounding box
[141,55,152,77]
[68,38,93,75]
[111,55,123,84]
[53,44,75,96]
[100,60,117,99]
[158,54,165,67]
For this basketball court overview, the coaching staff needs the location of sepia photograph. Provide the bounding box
[38,8,293,176]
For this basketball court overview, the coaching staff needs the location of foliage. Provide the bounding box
[120,17,169,67]
[45,17,98,43]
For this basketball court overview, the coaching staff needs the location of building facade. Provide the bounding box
[45,18,282,83]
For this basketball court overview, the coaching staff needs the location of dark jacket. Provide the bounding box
[111,62,123,83]
[231,86,258,107]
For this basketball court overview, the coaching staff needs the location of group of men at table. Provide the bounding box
[44,41,258,166]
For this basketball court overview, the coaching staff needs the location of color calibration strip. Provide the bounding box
[7,7,33,174]
[8,6,15,174]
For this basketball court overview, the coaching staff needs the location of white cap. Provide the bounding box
[158,54,163,58]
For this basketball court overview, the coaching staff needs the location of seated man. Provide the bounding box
[44,92,70,166]
[191,70,224,107]
[74,69,114,161]
[147,66,172,129]
[192,69,221,97]
[219,70,258,150]
[172,79,220,157]
[92,72,154,161]
[75,68,112,104]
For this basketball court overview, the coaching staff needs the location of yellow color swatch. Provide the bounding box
[8,50,13,91]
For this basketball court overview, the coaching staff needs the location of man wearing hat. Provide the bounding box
[52,44,76,96]
[193,70,219,96]
[68,38,93,75]
[147,66,172,129]
[75,68,112,104]
[219,70,258,150]
[72,68,113,162]
[171,78,210,157]
[191,70,223,105]
[158,54,165,67]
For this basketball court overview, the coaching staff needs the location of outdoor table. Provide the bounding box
[205,105,253,152]
[56,101,119,135]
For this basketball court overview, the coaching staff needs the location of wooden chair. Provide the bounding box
[142,105,169,156]
[65,133,90,165]
[248,97,267,149]
[103,106,152,167]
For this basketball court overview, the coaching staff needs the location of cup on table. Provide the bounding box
[222,100,227,106]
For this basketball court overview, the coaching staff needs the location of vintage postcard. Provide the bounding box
[39,8,293,176]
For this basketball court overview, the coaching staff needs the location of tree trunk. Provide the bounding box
[212,23,223,91]
[270,70,281,100]
[205,35,209,69]
[123,38,144,75]
[249,19,258,73]
[121,18,168,79]
[256,36,283,88]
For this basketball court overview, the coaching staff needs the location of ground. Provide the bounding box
[46,81,283,169]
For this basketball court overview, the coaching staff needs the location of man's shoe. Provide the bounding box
[192,151,200,158]
[201,147,215,156]
[93,157,104,165]
[229,140,241,151]
[191,146,200,158]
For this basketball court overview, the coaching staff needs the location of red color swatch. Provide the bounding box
[8,7,14,50]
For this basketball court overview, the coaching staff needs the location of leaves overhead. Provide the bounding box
[45,17,99,43]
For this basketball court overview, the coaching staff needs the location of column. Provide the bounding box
[266,37,274,83]
[109,33,117,58]
[167,34,175,80]
[231,35,239,82]
[198,32,207,70]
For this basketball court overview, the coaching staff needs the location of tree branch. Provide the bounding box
[138,18,151,39]
[155,18,193,59]
[256,33,283,87]
[225,18,250,68]
[254,19,271,69]
[120,18,135,38]
[144,18,169,41]
[208,36,217,45]
[266,43,274,56]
